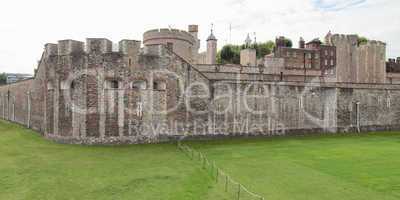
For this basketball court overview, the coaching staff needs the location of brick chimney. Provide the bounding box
[276,36,286,48]
[299,37,305,49]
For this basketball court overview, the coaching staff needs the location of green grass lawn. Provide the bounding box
[0,120,227,200]
[2,119,400,200]
[189,133,400,200]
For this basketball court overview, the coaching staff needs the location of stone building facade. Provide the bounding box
[1,25,400,144]
[387,57,400,73]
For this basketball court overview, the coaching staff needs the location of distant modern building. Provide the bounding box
[6,73,33,84]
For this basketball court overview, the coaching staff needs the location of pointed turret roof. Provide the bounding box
[245,33,252,47]
[207,29,217,41]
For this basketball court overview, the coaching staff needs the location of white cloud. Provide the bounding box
[0,0,399,73]
[312,0,367,11]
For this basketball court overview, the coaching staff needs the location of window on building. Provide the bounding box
[325,50,328,56]
[330,59,334,66]
[308,53,312,59]
[286,51,290,57]
[293,52,297,58]
[129,58,132,67]
[71,81,76,89]
[109,80,119,89]
[167,42,173,51]
[47,83,54,90]
[153,81,166,91]
[315,54,319,59]
[153,82,158,90]
[325,59,328,66]
[331,51,334,56]
[131,81,147,90]
[136,102,143,117]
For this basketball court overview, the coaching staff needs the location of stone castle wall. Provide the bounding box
[329,34,386,83]
[0,57,47,132]
[1,35,400,145]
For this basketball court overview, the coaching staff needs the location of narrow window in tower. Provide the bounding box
[70,81,76,98]
[71,81,75,90]
[137,102,143,117]
[110,80,119,89]
[153,82,158,90]
[129,58,132,67]
[167,42,173,51]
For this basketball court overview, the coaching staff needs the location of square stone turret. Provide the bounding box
[240,48,257,66]
[86,38,112,54]
[45,43,58,56]
[58,40,84,55]
[119,40,141,69]
[119,40,141,55]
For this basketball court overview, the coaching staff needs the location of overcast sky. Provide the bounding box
[0,0,399,74]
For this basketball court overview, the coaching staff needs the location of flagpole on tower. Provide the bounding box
[229,23,232,44]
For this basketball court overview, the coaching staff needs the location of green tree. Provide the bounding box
[252,41,275,58]
[284,38,293,48]
[216,51,223,64]
[0,73,6,85]
[218,41,276,64]
[220,45,241,64]
[357,36,368,46]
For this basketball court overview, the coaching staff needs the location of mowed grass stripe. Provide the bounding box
[189,133,400,200]
[0,120,228,200]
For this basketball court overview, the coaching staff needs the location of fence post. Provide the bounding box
[225,176,228,192]
[12,97,15,122]
[199,152,201,161]
[216,168,219,183]
[237,184,241,200]
[211,161,214,175]
[27,91,31,128]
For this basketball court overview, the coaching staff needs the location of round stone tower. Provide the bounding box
[206,29,218,65]
[143,28,198,62]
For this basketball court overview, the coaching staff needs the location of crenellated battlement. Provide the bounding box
[330,34,358,46]
[359,40,386,47]
[45,43,58,56]
[119,40,141,55]
[58,40,85,55]
[45,38,142,56]
[330,34,386,48]
[143,28,197,45]
[86,38,113,54]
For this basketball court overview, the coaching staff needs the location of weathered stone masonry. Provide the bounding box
[1,26,400,144]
